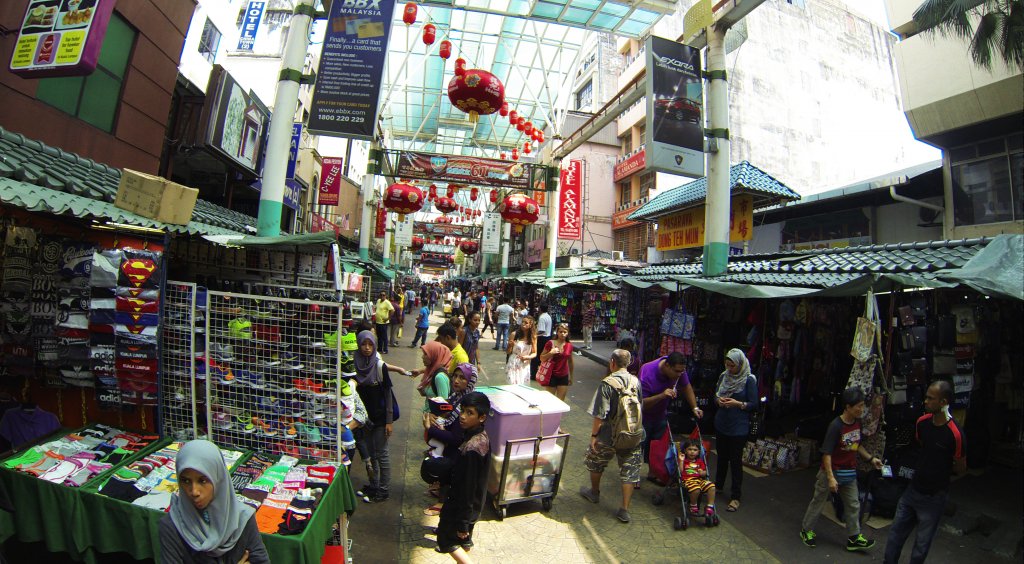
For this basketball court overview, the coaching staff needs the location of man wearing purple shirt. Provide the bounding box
[638,352,703,480]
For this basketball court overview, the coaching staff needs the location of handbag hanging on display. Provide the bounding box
[897,305,916,327]
[909,359,928,385]
[850,291,881,362]
[887,375,908,405]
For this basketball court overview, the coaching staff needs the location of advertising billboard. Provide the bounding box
[307,0,397,140]
[9,0,116,79]
[394,151,530,190]
[317,157,344,206]
[655,195,753,251]
[645,36,704,179]
[202,65,269,176]
[558,160,582,240]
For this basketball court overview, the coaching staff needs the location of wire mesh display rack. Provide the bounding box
[202,290,345,463]
[162,281,201,440]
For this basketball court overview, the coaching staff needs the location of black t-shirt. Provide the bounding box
[912,414,965,495]
[820,417,861,471]
[356,365,393,426]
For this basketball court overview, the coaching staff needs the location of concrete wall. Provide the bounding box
[874,201,943,243]
[648,0,939,195]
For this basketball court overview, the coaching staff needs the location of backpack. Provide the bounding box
[603,374,644,450]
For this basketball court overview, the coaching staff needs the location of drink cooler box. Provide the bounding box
[488,444,564,501]
[477,385,570,457]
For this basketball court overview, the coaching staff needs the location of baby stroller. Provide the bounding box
[650,422,721,531]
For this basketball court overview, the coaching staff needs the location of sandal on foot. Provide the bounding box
[727,500,740,512]
[423,505,443,516]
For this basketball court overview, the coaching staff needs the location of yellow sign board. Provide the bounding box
[655,195,753,251]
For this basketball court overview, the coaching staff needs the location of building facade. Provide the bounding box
[0,0,197,174]
[884,0,1023,239]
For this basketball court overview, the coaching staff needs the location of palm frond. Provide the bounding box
[970,12,1001,68]
[999,0,1024,71]
[913,0,992,38]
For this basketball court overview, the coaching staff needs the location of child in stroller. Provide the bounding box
[650,424,721,530]
[679,439,716,519]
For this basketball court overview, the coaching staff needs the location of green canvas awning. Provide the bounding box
[669,276,818,298]
[934,234,1023,301]
[203,232,338,248]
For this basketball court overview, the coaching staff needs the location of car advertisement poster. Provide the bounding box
[9,0,115,79]
[395,151,530,190]
[317,157,344,206]
[307,0,397,140]
[203,65,269,175]
[645,35,704,179]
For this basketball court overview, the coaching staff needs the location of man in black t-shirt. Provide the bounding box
[884,381,966,564]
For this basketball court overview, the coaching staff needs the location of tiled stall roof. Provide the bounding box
[633,238,991,288]
[0,127,260,235]
[627,161,802,221]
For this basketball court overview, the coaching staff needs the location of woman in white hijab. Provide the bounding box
[713,348,758,513]
[159,440,269,563]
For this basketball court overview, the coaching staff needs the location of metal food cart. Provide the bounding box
[490,433,570,520]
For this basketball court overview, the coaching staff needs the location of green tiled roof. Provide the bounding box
[633,238,993,289]
[627,161,802,221]
[0,127,260,235]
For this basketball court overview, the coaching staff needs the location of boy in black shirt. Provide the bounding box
[884,381,965,564]
[436,392,491,563]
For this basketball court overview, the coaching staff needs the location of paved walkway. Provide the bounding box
[348,310,780,564]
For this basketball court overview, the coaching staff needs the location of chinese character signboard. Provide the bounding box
[558,160,582,240]
[237,1,265,50]
[307,0,396,140]
[9,0,116,79]
[394,151,530,190]
[318,157,343,206]
[394,213,413,247]
[613,150,646,182]
[374,203,386,239]
[481,212,500,254]
[645,36,704,179]
[655,195,753,251]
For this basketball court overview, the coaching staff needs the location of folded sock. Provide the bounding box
[255,490,295,534]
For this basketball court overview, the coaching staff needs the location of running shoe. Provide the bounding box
[257,396,284,417]
[307,401,326,420]
[209,343,234,362]
[340,331,357,352]
[252,416,276,437]
[212,364,235,385]
[212,412,233,430]
[286,401,306,418]
[234,369,264,389]
[339,356,356,377]
[235,413,255,434]
[317,420,337,443]
[228,318,252,339]
[847,535,874,551]
[296,421,320,443]
[283,352,304,370]
[279,418,298,437]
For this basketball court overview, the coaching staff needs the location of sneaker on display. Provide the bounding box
[235,413,255,434]
[212,412,233,430]
[228,318,252,339]
[212,365,235,385]
[283,352,304,370]
[257,397,284,416]
[287,401,306,418]
[252,417,276,436]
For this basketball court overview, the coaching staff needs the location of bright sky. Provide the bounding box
[836,0,891,29]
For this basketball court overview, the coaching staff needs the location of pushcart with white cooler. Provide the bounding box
[477,385,571,520]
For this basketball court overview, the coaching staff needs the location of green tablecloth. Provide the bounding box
[0,452,358,564]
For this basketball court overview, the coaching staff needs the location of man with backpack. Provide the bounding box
[579,349,645,523]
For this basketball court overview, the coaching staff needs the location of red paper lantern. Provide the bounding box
[459,240,479,255]
[516,117,526,132]
[423,23,435,45]
[508,110,518,124]
[429,184,437,199]
[538,132,545,143]
[499,102,509,117]
[446,186,454,198]
[525,121,532,134]
[439,40,451,59]
[434,196,457,214]
[434,235,442,243]
[524,142,531,154]
[454,58,466,76]
[447,68,504,122]
[489,190,498,203]
[383,183,424,221]
[499,193,539,229]
[411,237,425,251]
[403,2,417,25]
[511,149,519,160]
[470,187,478,201]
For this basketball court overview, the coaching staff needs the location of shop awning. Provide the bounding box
[203,232,338,248]
[669,276,817,298]
[934,234,1023,301]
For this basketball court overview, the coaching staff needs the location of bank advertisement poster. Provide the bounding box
[645,36,704,179]
[307,0,397,140]
[481,212,501,254]
[318,157,344,206]
[558,160,582,240]
[9,0,115,79]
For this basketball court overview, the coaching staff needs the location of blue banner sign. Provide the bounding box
[286,123,302,180]
[307,0,397,140]
[238,1,265,50]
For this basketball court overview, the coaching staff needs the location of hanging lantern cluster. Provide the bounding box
[383,183,423,221]
[499,193,539,233]
[448,68,505,122]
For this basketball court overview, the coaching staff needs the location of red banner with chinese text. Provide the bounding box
[558,159,582,240]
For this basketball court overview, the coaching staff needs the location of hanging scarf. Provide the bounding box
[354,331,381,386]
[438,363,478,426]
[168,440,254,556]
[717,348,752,398]
[416,341,452,395]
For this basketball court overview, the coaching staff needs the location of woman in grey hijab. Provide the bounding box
[713,348,758,513]
[159,440,268,564]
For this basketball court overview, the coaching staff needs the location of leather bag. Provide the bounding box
[909,359,927,385]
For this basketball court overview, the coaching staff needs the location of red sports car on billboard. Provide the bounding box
[654,96,701,123]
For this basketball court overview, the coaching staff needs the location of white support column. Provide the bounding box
[703,25,731,277]
[545,161,560,278]
[501,222,511,276]
[382,214,392,267]
[358,144,378,260]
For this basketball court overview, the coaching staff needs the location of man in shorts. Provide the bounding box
[579,349,644,523]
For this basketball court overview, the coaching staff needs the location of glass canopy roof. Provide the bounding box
[378,0,676,160]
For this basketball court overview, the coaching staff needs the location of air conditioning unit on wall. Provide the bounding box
[612,251,624,261]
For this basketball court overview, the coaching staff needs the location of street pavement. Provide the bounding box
[348,308,780,564]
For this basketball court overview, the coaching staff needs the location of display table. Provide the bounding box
[0,446,357,564]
